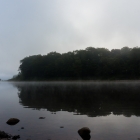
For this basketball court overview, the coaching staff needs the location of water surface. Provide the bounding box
[1,81,140,140]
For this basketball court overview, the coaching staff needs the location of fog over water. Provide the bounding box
[14,81,140,117]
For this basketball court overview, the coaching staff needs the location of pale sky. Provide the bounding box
[1,0,140,80]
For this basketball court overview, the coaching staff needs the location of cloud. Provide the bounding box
[0,0,140,79]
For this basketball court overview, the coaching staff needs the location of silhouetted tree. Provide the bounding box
[13,46,140,80]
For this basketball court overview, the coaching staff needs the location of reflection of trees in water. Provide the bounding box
[14,82,140,117]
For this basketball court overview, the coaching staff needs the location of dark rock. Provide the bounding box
[39,117,45,119]
[60,126,64,128]
[0,131,11,139]
[12,135,20,139]
[78,127,91,140]
[0,130,20,140]
[6,118,20,125]
[21,127,24,129]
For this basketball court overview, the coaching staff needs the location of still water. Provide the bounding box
[1,81,140,140]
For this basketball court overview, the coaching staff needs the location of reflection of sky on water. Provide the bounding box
[1,81,140,139]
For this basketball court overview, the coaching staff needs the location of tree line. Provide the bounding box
[12,46,140,80]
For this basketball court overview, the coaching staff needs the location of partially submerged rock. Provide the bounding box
[78,127,91,140]
[0,131,11,139]
[39,117,45,119]
[0,130,20,140]
[6,118,20,125]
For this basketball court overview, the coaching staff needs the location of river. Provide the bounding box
[0,81,140,140]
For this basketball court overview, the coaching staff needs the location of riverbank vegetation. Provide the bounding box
[11,46,140,80]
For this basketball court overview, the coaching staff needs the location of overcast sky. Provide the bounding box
[1,0,140,80]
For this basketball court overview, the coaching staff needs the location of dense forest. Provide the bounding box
[12,46,140,80]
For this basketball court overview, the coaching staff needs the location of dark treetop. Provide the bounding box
[12,46,140,80]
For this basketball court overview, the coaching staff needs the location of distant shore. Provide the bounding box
[10,47,140,81]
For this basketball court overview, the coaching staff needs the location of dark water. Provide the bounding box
[1,81,140,140]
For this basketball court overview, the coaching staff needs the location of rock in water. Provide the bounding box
[6,118,20,125]
[78,127,91,140]
[0,130,20,139]
[39,117,45,119]
[0,131,11,139]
